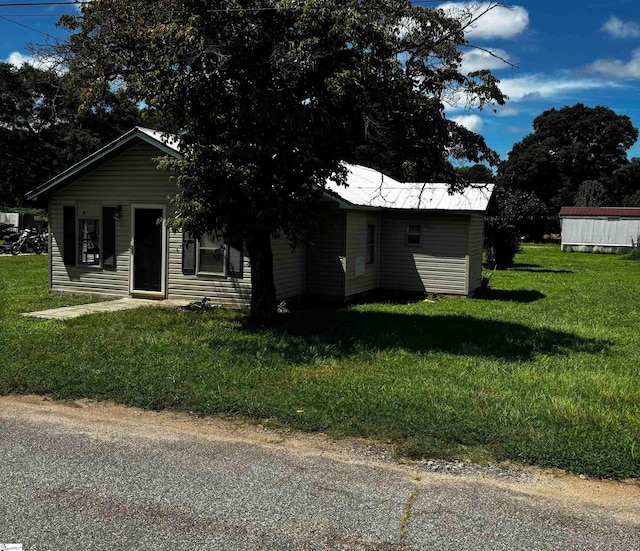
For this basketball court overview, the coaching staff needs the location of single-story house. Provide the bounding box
[27,127,493,306]
[560,207,640,253]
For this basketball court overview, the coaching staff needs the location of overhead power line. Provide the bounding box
[0,0,443,6]
[0,14,59,38]
[0,1,80,6]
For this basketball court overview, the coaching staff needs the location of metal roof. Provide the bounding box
[27,127,493,213]
[327,164,494,212]
[560,207,640,217]
[137,127,181,153]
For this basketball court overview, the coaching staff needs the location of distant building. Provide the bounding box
[560,207,640,253]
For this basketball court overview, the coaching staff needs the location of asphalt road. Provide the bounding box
[1,396,639,550]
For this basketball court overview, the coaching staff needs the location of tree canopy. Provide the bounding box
[53,0,506,322]
[0,62,143,207]
[498,104,639,229]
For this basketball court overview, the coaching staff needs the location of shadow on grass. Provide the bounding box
[512,267,574,274]
[474,289,545,303]
[271,309,609,362]
[510,263,541,269]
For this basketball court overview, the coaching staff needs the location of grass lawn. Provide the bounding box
[1,246,639,479]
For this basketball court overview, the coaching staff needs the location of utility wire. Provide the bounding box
[0,14,59,38]
[0,0,444,7]
[0,1,80,6]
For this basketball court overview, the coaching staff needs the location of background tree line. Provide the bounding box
[0,61,143,208]
[477,103,639,269]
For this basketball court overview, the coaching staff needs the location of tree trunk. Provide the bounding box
[245,229,278,326]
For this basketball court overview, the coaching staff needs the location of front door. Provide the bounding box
[130,206,166,297]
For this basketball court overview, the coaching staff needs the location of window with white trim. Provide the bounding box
[78,218,100,265]
[197,234,243,277]
[198,234,225,275]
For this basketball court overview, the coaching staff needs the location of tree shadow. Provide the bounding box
[513,268,574,274]
[507,263,573,274]
[511,263,541,269]
[266,309,610,362]
[474,289,545,303]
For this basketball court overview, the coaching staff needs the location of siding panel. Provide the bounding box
[562,217,640,248]
[49,142,176,297]
[306,203,346,297]
[166,231,251,308]
[344,211,380,297]
[272,237,306,300]
[467,214,484,294]
[379,213,471,295]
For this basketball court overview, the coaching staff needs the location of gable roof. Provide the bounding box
[26,126,181,201]
[560,207,640,218]
[27,127,493,213]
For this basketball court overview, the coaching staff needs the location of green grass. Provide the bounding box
[1,247,639,479]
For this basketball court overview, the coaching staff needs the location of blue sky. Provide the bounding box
[1,0,640,161]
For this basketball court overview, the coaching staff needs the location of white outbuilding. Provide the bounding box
[560,207,640,253]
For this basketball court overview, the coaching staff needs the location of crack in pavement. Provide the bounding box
[397,485,420,550]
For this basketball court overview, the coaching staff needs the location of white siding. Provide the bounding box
[344,211,380,297]
[562,217,640,249]
[166,231,251,308]
[272,237,306,300]
[49,142,254,308]
[467,214,485,294]
[379,213,470,295]
[306,203,346,297]
[49,142,176,298]
[169,235,305,306]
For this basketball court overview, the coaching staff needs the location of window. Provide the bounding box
[196,234,243,277]
[366,224,375,264]
[407,224,421,245]
[78,218,100,265]
[198,234,225,275]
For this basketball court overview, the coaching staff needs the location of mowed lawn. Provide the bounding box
[1,246,639,479]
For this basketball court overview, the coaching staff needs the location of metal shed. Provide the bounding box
[560,207,640,253]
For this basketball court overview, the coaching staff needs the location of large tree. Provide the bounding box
[0,62,143,207]
[499,104,638,232]
[54,0,506,323]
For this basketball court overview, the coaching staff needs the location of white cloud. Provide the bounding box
[494,105,520,117]
[498,74,617,101]
[452,114,484,132]
[445,72,616,113]
[438,2,529,40]
[5,51,33,68]
[602,16,640,39]
[4,50,64,73]
[461,48,512,73]
[587,48,640,79]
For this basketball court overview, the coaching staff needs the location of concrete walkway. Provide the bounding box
[22,297,190,320]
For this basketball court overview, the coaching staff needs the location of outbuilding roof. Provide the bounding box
[560,207,640,217]
[28,126,493,213]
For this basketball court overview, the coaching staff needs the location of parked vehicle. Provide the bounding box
[4,227,47,255]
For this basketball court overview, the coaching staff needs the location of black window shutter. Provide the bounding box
[182,232,196,275]
[227,240,243,277]
[103,207,116,269]
[63,206,76,266]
